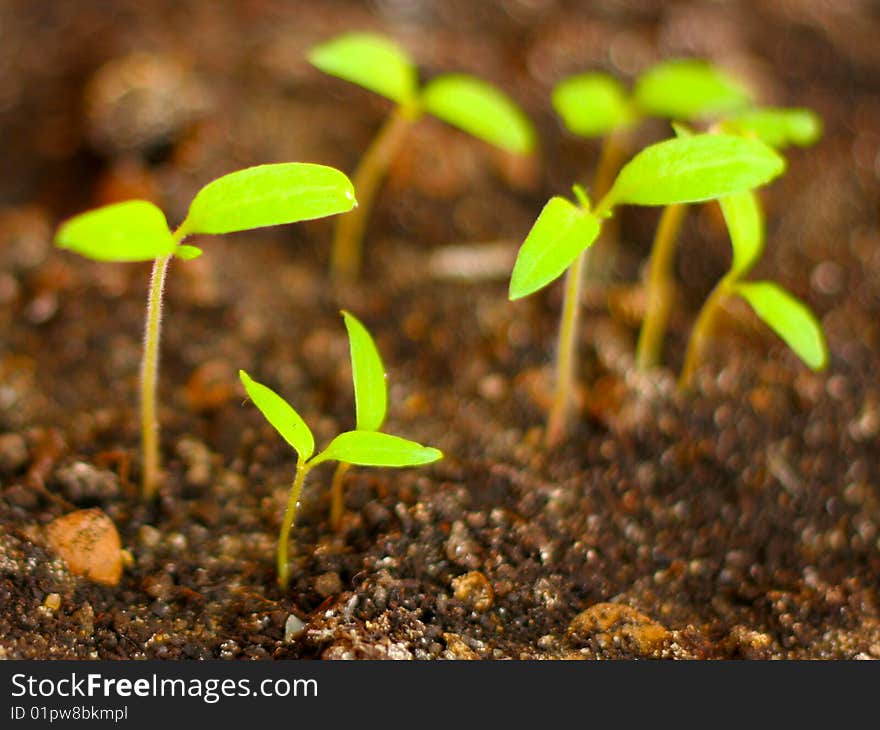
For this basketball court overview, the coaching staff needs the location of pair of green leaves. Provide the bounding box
[509,132,786,299]
[717,191,827,371]
[308,32,536,156]
[239,311,441,470]
[55,163,358,262]
[552,59,753,139]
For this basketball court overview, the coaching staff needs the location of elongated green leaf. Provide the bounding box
[722,107,822,148]
[341,310,387,431]
[604,134,785,208]
[239,370,315,461]
[309,430,443,468]
[733,281,828,370]
[421,74,536,155]
[633,58,752,120]
[180,163,356,236]
[308,32,418,106]
[552,73,634,137]
[509,197,600,300]
[55,200,176,262]
[720,191,764,277]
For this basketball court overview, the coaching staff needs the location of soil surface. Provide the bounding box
[1,0,879,659]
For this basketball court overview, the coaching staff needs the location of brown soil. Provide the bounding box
[1,0,879,660]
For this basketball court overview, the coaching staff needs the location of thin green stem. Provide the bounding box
[331,104,418,281]
[546,245,588,447]
[585,127,629,278]
[329,461,351,532]
[635,203,688,370]
[678,276,733,390]
[278,461,309,590]
[545,129,627,447]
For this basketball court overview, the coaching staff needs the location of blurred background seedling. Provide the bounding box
[678,190,827,389]
[636,107,822,371]
[309,31,536,280]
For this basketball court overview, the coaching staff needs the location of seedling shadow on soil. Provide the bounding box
[1,1,879,660]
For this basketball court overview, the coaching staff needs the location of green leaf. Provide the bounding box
[551,73,634,137]
[733,281,828,370]
[309,430,442,468]
[722,107,823,148]
[341,310,387,431]
[174,244,203,261]
[180,163,356,236]
[509,197,601,300]
[308,32,418,106]
[239,370,315,461]
[720,191,764,277]
[633,59,752,121]
[55,200,176,262]
[603,134,785,208]
[421,74,536,155]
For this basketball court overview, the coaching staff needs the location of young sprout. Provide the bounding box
[552,58,753,279]
[510,132,786,445]
[636,106,823,371]
[240,311,442,589]
[309,32,536,280]
[55,163,357,499]
[678,190,827,388]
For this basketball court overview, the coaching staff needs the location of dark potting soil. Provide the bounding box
[1,0,879,659]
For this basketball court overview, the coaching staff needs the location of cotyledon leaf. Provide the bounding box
[239,370,315,461]
[309,430,443,468]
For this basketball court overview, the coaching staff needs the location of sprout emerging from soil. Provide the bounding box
[678,190,828,388]
[636,107,822,371]
[239,311,442,590]
[55,163,357,500]
[309,31,536,280]
[510,132,785,445]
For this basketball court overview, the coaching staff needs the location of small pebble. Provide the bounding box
[451,571,494,612]
[43,593,61,611]
[45,509,123,586]
[284,614,306,643]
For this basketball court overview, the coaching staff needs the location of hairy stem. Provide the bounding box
[140,253,173,500]
[331,104,417,280]
[329,462,351,532]
[278,462,309,591]
[635,203,688,370]
[678,277,732,390]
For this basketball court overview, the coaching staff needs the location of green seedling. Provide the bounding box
[636,107,822,371]
[678,190,827,388]
[510,132,785,444]
[240,312,442,589]
[552,59,753,278]
[55,163,357,499]
[309,31,536,279]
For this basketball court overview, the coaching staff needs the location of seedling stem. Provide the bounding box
[329,461,351,531]
[278,461,309,590]
[678,274,729,389]
[546,136,622,446]
[332,104,418,280]
[635,203,687,369]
